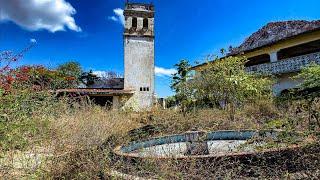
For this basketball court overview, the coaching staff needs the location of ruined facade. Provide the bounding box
[193,20,320,95]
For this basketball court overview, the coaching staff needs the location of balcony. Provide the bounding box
[246,51,320,74]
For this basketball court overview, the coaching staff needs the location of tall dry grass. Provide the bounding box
[42,103,142,179]
[1,98,141,179]
[1,96,319,179]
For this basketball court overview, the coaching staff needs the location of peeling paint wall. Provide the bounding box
[124,37,154,110]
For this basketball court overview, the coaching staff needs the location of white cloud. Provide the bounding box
[92,71,121,78]
[108,8,125,26]
[30,38,37,43]
[155,66,177,77]
[108,16,118,22]
[92,71,108,78]
[0,0,81,33]
[93,67,177,78]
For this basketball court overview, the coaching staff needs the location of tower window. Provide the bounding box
[143,18,148,29]
[140,87,150,92]
[132,17,137,28]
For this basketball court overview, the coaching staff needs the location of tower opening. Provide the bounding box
[143,18,148,29]
[132,17,137,28]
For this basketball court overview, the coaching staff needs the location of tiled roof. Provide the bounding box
[229,20,320,55]
[88,78,124,89]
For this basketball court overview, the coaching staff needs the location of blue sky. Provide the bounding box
[1,0,320,97]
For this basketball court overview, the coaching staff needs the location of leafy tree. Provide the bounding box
[170,60,193,112]
[56,61,82,85]
[165,96,177,108]
[171,60,191,93]
[0,42,35,74]
[0,44,38,93]
[0,43,35,91]
[184,56,273,120]
[1,65,79,92]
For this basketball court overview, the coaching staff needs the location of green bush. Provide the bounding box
[0,90,57,151]
[181,56,274,120]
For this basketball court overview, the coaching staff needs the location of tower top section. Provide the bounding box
[125,3,154,14]
[124,3,154,18]
[124,2,155,37]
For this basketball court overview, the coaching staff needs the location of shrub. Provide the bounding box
[183,56,273,120]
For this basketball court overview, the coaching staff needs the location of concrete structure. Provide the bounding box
[193,20,320,95]
[123,3,155,110]
[114,130,276,158]
[112,130,318,178]
[56,2,155,111]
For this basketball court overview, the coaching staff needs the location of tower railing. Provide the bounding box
[246,51,320,74]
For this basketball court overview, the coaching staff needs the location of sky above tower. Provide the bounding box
[1,0,320,97]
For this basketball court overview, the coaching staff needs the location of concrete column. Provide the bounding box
[112,96,120,110]
[138,17,143,30]
[270,51,278,63]
[158,98,166,109]
[126,17,132,28]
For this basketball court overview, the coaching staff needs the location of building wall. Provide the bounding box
[273,74,304,96]
[193,30,320,96]
[124,35,155,110]
[123,3,155,111]
[242,32,320,96]
[112,96,120,110]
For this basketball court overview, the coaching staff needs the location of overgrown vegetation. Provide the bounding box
[170,59,192,111]
[0,50,319,179]
[171,56,273,121]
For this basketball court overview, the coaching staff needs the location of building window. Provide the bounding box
[132,17,137,28]
[277,39,320,60]
[245,54,270,67]
[140,87,150,92]
[143,18,148,29]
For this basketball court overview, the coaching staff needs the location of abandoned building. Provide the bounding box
[193,20,320,95]
[57,2,155,110]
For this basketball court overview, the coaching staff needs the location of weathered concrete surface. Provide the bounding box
[113,131,319,178]
[134,140,247,158]
[124,36,154,110]
[274,74,304,95]
[112,96,120,110]
[123,3,155,111]
[185,131,209,155]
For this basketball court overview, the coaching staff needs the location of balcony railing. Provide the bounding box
[246,51,320,74]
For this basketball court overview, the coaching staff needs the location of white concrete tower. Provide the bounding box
[123,2,155,110]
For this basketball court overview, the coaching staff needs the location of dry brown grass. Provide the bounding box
[1,98,319,179]
[44,99,319,179]
[43,105,141,179]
